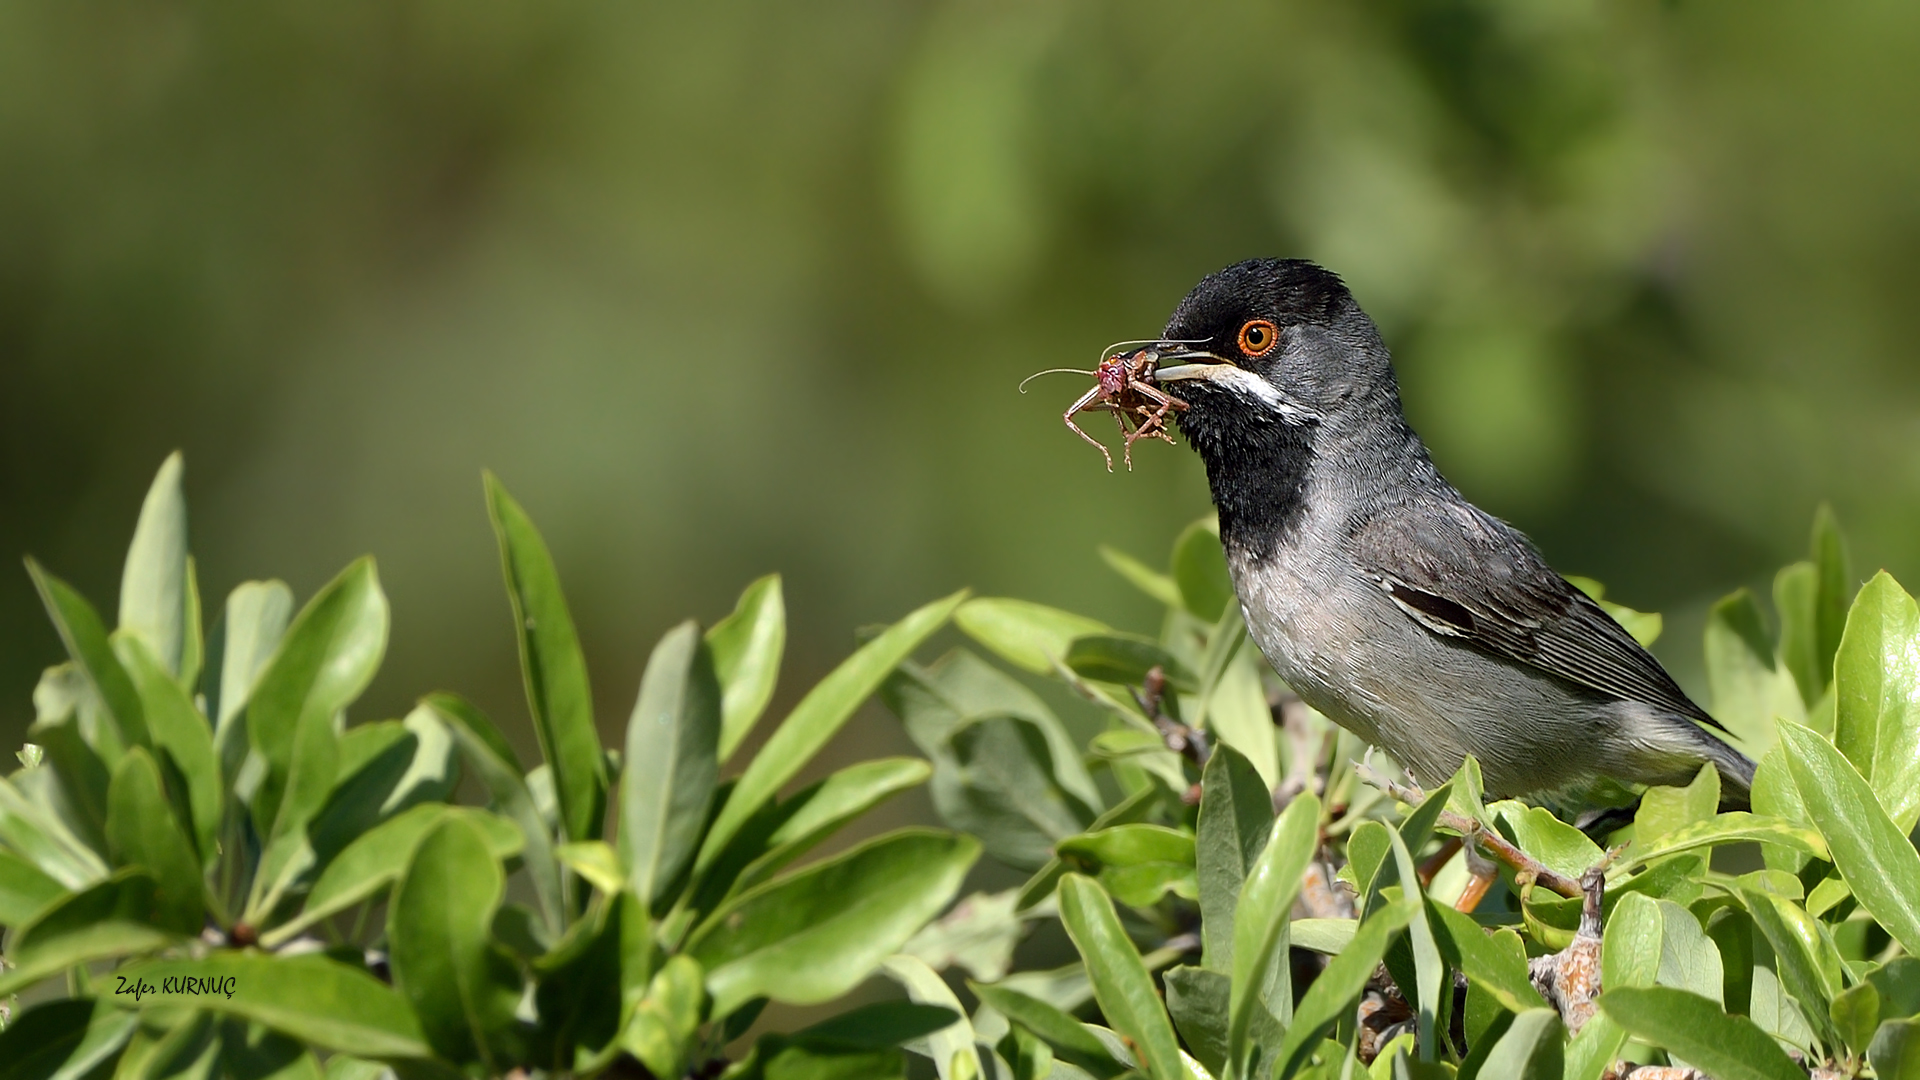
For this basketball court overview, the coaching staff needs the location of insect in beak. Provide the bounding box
[1023,343,1197,472]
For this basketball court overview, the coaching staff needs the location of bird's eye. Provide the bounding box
[1237,319,1278,357]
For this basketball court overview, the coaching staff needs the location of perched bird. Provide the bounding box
[1148,258,1753,810]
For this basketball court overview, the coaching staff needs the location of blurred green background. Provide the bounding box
[5,0,1919,764]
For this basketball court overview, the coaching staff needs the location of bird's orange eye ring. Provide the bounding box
[1238,319,1279,358]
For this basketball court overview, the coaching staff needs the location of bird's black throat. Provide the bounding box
[1174,386,1316,562]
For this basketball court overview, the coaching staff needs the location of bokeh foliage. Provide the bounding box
[4,0,1919,756]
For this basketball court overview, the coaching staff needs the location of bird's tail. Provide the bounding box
[1698,727,1756,812]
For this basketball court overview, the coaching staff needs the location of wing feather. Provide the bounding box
[1354,497,1722,730]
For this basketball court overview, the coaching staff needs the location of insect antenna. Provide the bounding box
[1094,337,1210,362]
[1017,368,1097,393]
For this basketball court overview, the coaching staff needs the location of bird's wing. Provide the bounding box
[1350,497,1722,729]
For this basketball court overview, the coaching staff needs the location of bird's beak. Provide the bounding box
[1146,346,1234,385]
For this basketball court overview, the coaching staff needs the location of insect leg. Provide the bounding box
[1063,386,1115,471]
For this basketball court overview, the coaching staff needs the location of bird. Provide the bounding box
[1145,257,1754,812]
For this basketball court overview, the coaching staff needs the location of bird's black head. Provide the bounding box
[1149,258,1416,557]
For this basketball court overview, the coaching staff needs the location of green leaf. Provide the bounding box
[1015,786,1156,912]
[688,828,978,1016]
[1272,898,1416,1080]
[263,802,446,946]
[1599,987,1803,1080]
[1654,899,1724,1005]
[0,998,138,1080]
[0,774,106,891]
[1065,634,1197,693]
[1832,980,1881,1054]
[1056,874,1184,1080]
[389,814,524,1070]
[1634,764,1720,848]
[997,1022,1054,1080]
[700,590,966,870]
[1172,520,1232,622]
[558,839,627,897]
[733,758,932,896]
[1832,571,1920,831]
[744,1040,907,1080]
[709,574,787,762]
[1099,545,1183,608]
[624,621,722,906]
[1289,918,1356,955]
[1870,957,1920,1021]
[118,452,190,679]
[1426,900,1547,1014]
[881,954,983,1080]
[1189,601,1248,736]
[1811,504,1854,700]
[1778,721,1920,955]
[1196,744,1275,974]
[120,952,430,1059]
[246,557,387,853]
[484,471,606,845]
[1058,826,1193,876]
[1872,1018,1920,1080]
[1472,1008,1561,1080]
[1385,825,1443,1063]
[104,747,203,934]
[1742,887,1843,1038]
[1491,802,1602,880]
[0,870,177,996]
[1611,811,1827,873]
[790,1002,955,1051]
[953,597,1109,675]
[24,707,111,860]
[424,692,563,934]
[525,890,635,1070]
[888,650,1098,870]
[211,580,294,767]
[1750,745,1812,875]
[308,705,456,854]
[626,954,705,1079]
[1605,893,1665,990]
[117,637,221,869]
[27,559,148,751]
[249,707,460,927]
[267,803,521,950]
[969,982,1127,1078]
[181,556,204,708]
[1205,645,1278,788]
[1340,820,1390,903]
[899,887,1025,982]
[219,1025,323,1080]
[1705,586,1802,753]
[0,849,65,926]
[1163,965,1232,1076]
[1776,562,1824,709]
[1227,794,1321,1078]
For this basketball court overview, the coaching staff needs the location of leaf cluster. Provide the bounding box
[1,455,981,1079]
[879,511,1920,1080]
[11,461,1920,1080]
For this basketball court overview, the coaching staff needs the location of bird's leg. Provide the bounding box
[1063,386,1115,471]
